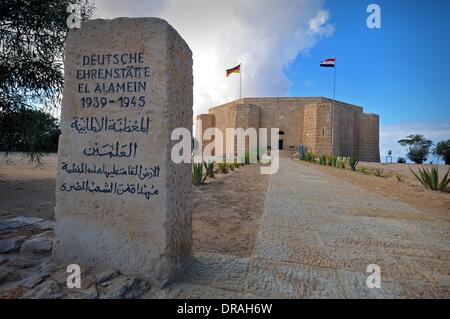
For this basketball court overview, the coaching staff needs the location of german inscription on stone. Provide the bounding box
[54,18,193,286]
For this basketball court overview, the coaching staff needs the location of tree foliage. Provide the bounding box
[398,134,432,164]
[0,108,60,151]
[434,140,450,165]
[0,0,94,159]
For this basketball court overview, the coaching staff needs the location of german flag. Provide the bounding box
[226,64,241,77]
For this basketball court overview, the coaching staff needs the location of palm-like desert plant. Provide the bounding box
[347,157,359,171]
[192,163,206,186]
[409,166,450,191]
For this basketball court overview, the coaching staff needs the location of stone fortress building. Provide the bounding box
[197,97,380,162]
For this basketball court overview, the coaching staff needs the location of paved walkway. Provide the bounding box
[163,158,450,298]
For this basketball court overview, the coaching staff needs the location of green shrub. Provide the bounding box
[434,140,450,165]
[409,166,450,191]
[192,163,206,186]
[347,157,359,171]
[319,155,327,165]
[203,161,215,178]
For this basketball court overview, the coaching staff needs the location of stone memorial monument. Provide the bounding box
[53,17,193,287]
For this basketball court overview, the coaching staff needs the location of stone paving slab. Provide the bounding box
[244,258,346,299]
[180,252,249,292]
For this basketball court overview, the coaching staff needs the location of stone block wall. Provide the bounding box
[196,114,215,153]
[235,104,260,154]
[208,102,237,157]
[357,113,380,162]
[333,102,361,157]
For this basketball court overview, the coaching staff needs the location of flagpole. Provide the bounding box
[240,62,242,100]
[331,59,336,154]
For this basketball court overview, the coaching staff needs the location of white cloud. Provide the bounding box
[308,10,334,37]
[380,121,450,163]
[92,0,333,117]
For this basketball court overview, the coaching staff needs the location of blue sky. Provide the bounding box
[287,0,450,125]
[285,0,450,160]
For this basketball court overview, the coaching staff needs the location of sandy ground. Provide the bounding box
[0,153,269,257]
[192,164,269,257]
[0,154,57,220]
[298,160,450,220]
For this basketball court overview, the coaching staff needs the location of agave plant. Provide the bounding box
[307,152,316,163]
[304,151,311,162]
[332,155,338,167]
[203,161,215,178]
[347,157,359,171]
[337,158,346,169]
[326,154,336,167]
[358,166,368,174]
[372,168,384,177]
[216,161,230,174]
[192,163,206,186]
[410,166,450,191]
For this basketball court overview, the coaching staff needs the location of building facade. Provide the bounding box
[197,97,380,162]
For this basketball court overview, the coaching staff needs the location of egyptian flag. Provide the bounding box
[226,64,241,77]
[320,58,336,68]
